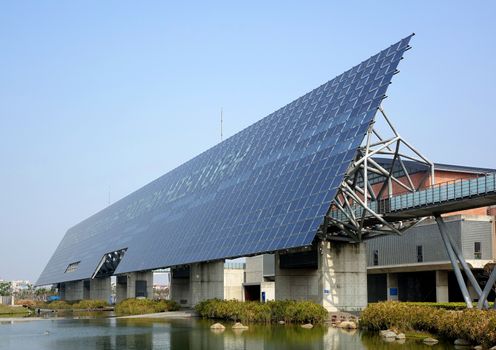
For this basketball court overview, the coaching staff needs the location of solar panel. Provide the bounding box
[36,35,413,285]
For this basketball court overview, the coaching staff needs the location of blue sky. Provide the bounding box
[0,1,495,282]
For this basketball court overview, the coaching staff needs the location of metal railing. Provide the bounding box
[381,172,496,213]
[329,172,496,222]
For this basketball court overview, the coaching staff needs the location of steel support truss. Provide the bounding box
[321,106,435,242]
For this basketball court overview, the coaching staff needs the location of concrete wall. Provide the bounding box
[261,281,275,301]
[170,269,191,306]
[275,241,367,312]
[366,215,493,267]
[245,255,264,283]
[224,267,244,300]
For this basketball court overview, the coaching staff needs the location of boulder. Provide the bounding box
[232,322,249,329]
[395,333,406,340]
[454,339,471,346]
[210,323,225,330]
[473,346,483,350]
[301,323,314,329]
[278,320,285,325]
[337,321,357,329]
[423,337,439,345]
[380,330,397,338]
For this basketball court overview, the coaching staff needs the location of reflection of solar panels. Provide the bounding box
[36,35,414,286]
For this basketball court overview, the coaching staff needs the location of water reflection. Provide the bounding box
[0,318,455,350]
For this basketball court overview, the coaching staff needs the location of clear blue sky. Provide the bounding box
[1,1,495,282]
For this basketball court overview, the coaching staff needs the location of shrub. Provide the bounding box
[195,299,328,324]
[46,300,72,309]
[360,302,496,347]
[72,299,109,309]
[115,299,179,316]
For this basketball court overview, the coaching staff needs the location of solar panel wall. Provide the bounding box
[37,35,413,285]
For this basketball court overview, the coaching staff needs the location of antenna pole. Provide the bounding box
[221,108,223,141]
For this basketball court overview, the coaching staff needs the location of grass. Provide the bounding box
[0,304,30,316]
[114,299,180,316]
[360,301,496,347]
[195,299,328,324]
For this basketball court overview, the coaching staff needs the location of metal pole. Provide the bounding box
[435,215,473,308]
[438,217,488,308]
[477,267,496,309]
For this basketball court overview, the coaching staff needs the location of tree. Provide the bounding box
[0,281,12,296]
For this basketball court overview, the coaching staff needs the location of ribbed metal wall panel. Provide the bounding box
[461,220,493,260]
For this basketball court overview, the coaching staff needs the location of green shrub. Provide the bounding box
[115,299,179,315]
[45,300,72,309]
[195,299,328,324]
[360,301,496,347]
[72,299,109,309]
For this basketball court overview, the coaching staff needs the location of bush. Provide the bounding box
[360,302,496,347]
[45,300,72,309]
[72,299,109,309]
[15,299,36,308]
[115,299,179,316]
[195,299,328,324]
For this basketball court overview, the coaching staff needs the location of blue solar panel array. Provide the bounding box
[37,35,413,285]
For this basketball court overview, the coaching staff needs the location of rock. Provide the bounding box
[232,322,248,329]
[454,339,471,346]
[490,346,496,350]
[301,323,314,329]
[423,337,439,345]
[473,346,483,350]
[210,323,225,330]
[337,321,357,329]
[395,333,406,340]
[380,330,397,338]
[278,320,285,325]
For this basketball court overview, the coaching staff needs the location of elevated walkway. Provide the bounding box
[330,173,496,224]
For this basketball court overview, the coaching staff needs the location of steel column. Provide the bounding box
[435,215,473,308]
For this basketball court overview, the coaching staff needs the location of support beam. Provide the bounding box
[435,215,473,308]
[477,266,496,309]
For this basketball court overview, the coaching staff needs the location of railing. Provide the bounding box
[380,172,496,213]
[329,172,496,222]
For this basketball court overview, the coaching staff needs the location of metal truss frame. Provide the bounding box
[92,248,127,279]
[322,107,435,242]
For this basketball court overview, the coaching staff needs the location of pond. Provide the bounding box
[0,317,456,350]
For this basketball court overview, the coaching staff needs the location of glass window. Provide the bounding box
[417,245,423,263]
[474,242,482,259]
[373,250,379,266]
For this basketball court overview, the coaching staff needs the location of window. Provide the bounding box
[417,245,423,263]
[474,242,482,259]
[65,261,80,273]
[373,250,379,266]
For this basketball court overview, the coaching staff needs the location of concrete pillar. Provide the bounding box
[89,277,111,301]
[435,270,449,302]
[275,241,367,312]
[387,273,399,301]
[126,271,153,299]
[170,267,192,307]
[64,280,84,301]
[116,275,128,302]
[191,260,224,306]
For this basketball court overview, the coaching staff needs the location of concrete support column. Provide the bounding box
[275,241,367,312]
[387,273,399,301]
[191,260,225,306]
[89,277,111,301]
[116,275,128,302]
[126,271,153,299]
[435,270,449,302]
[64,280,84,301]
[170,268,192,307]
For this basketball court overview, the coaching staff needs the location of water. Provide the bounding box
[0,317,455,350]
